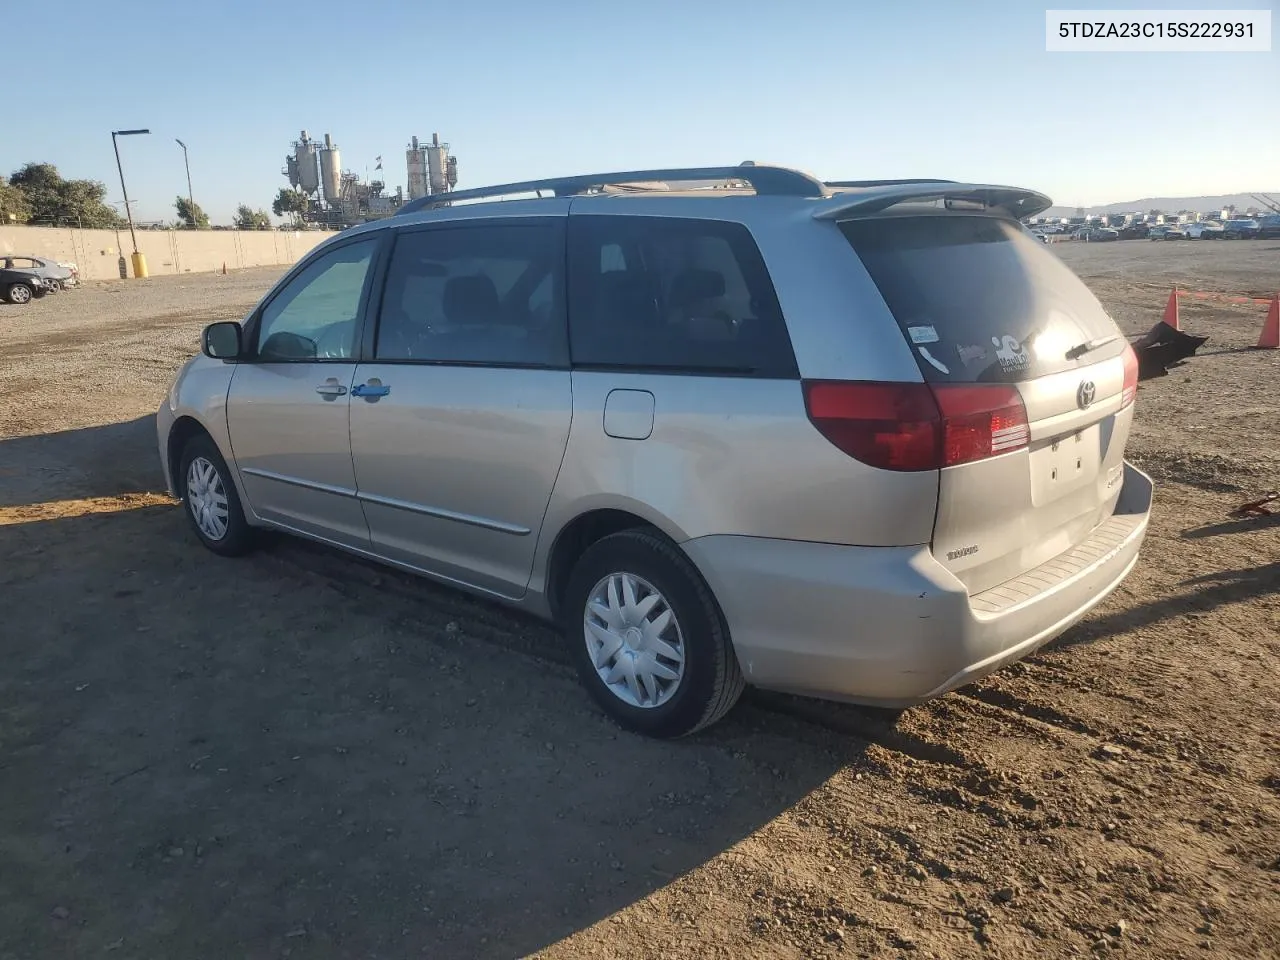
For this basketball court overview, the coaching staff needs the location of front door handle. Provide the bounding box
[315,379,347,399]
[352,380,391,400]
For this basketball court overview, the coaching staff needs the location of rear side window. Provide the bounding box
[375,220,567,367]
[568,215,797,377]
[840,215,1123,383]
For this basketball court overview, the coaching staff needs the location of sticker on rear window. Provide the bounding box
[908,325,940,344]
[956,343,988,365]
[918,346,950,374]
[992,334,1030,372]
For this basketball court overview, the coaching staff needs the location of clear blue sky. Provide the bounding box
[7,0,1276,224]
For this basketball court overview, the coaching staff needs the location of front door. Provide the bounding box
[349,216,573,599]
[226,235,381,548]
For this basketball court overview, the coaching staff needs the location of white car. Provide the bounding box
[1184,222,1223,240]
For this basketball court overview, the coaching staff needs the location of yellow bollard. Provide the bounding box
[130,252,149,279]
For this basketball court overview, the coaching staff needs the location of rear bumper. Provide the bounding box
[683,462,1153,708]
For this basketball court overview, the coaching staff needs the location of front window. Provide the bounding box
[256,238,378,361]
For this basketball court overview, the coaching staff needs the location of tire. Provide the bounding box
[561,528,744,738]
[177,433,255,557]
[4,282,34,305]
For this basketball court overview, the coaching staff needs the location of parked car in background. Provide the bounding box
[1118,225,1149,240]
[1223,219,1260,239]
[1184,221,1224,240]
[0,256,76,291]
[1256,214,1280,239]
[0,259,55,304]
[155,164,1152,737]
[55,261,80,287]
[1084,228,1119,242]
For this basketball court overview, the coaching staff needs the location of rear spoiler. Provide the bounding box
[814,182,1053,221]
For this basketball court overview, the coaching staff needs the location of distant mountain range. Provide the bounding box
[1043,193,1280,219]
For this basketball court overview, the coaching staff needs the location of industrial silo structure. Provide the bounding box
[294,131,320,195]
[426,133,449,195]
[319,133,342,204]
[406,136,429,200]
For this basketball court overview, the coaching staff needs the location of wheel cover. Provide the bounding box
[584,572,685,709]
[11,285,31,303]
[186,456,230,541]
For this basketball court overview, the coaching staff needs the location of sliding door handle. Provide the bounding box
[315,380,348,398]
[352,381,391,400]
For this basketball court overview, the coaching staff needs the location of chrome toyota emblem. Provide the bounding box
[1077,380,1097,409]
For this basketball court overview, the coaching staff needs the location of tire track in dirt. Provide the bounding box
[2,306,254,362]
[957,685,1104,739]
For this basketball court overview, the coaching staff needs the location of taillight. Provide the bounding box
[933,384,1030,464]
[802,380,1030,472]
[1120,342,1138,408]
[802,381,941,471]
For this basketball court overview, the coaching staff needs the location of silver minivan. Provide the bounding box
[156,165,1152,738]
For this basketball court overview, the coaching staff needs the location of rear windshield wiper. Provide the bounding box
[1065,335,1120,361]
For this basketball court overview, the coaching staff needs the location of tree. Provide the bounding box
[9,163,124,228]
[174,196,210,229]
[233,204,272,230]
[272,187,310,227]
[0,176,30,223]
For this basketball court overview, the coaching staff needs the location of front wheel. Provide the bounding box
[178,434,255,557]
[562,529,744,738]
[4,282,34,304]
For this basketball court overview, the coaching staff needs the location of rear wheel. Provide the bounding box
[178,434,255,557]
[4,282,33,304]
[562,529,744,738]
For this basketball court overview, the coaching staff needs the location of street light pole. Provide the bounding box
[111,128,150,277]
[111,128,150,251]
[175,138,196,229]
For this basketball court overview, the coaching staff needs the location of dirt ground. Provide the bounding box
[1,241,1277,960]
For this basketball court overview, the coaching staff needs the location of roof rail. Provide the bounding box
[825,179,958,189]
[396,164,826,215]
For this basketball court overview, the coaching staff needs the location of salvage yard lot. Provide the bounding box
[1,241,1277,960]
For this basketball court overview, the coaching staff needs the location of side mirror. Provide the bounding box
[202,321,244,360]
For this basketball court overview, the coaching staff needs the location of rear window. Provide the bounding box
[840,215,1123,383]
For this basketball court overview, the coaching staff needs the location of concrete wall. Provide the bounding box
[0,225,337,282]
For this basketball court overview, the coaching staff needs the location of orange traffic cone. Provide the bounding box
[1162,287,1180,331]
[1255,294,1279,350]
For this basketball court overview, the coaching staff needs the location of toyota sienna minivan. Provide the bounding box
[157,164,1152,738]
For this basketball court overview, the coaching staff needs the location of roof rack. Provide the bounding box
[396,164,826,214]
[824,179,958,189]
